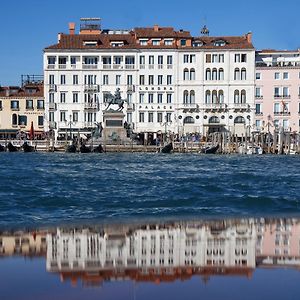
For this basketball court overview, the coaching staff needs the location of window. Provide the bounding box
[83,56,98,65]
[255,120,261,128]
[148,112,154,122]
[127,93,132,103]
[283,87,289,97]
[12,113,18,125]
[184,55,189,63]
[60,75,66,85]
[158,93,163,103]
[158,55,163,66]
[149,55,154,65]
[139,39,148,46]
[73,93,78,103]
[49,93,54,103]
[183,90,189,104]
[206,68,211,80]
[157,112,163,123]
[73,75,78,85]
[38,116,44,126]
[274,87,280,97]
[37,100,44,109]
[219,54,224,63]
[139,75,145,85]
[256,73,261,80]
[139,93,144,103]
[234,90,240,103]
[234,54,240,63]
[212,54,218,63]
[127,75,133,85]
[49,112,54,122]
[205,90,211,104]
[26,100,33,109]
[167,55,173,65]
[49,75,55,84]
[164,39,173,46]
[167,93,172,103]
[166,113,172,122]
[219,90,224,103]
[241,54,247,62]
[0,100,2,109]
[60,93,66,103]
[148,93,154,103]
[283,72,289,79]
[274,103,280,113]
[190,69,195,80]
[219,68,224,80]
[152,39,160,46]
[18,115,27,126]
[214,40,226,46]
[234,68,240,80]
[11,100,19,109]
[212,68,217,80]
[140,55,145,65]
[190,90,195,104]
[116,75,121,85]
[47,56,56,65]
[58,57,67,65]
[139,112,144,122]
[283,119,289,129]
[255,87,262,97]
[206,54,211,63]
[190,55,195,63]
[158,75,163,85]
[73,112,78,122]
[60,111,66,122]
[103,75,109,85]
[181,39,186,46]
[167,75,172,85]
[274,72,280,80]
[70,57,76,65]
[241,90,246,103]
[241,68,246,80]
[183,68,189,80]
[148,75,154,85]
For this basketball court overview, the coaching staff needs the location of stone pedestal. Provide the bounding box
[102,110,127,142]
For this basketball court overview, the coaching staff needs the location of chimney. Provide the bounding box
[58,33,62,42]
[154,24,159,32]
[246,32,252,43]
[69,22,75,35]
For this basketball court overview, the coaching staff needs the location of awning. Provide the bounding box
[0,129,19,133]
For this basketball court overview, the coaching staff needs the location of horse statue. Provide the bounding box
[105,88,128,112]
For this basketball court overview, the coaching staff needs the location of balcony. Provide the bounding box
[167,64,173,69]
[102,64,112,69]
[127,85,135,92]
[49,103,57,110]
[84,102,98,110]
[84,122,94,128]
[127,103,135,111]
[84,85,99,92]
[11,107,20,111]
[232,103,250,112]
[49,121,57,129]
[204,103,228,111]
[82,64,98,69]
[70,64,77,69]
[47,64,55,69]
[255,112,263,116]
[125,64,135,69]
[113,64,122,70]
[49,84,57,92]
[255,95,263,99]
[274,111,291,116]
[274,95,291,99]
[58,64,67,69]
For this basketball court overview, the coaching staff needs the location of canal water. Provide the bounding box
[0,153,300,299]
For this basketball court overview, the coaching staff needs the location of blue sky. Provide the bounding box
[0,0,298,85]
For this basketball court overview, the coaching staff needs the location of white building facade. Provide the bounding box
[44,20,255,141]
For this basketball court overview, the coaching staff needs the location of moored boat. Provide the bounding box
[0,144,5,152]
[201,144,219,154]
[80,144,91,153]
[66,144,77,153]
[93,144,104,153]
[161,143,173,153]
[7,142,18,152]
[22,142,35,152]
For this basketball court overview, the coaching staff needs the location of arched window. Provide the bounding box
[183,90,189,104]
[218,68,224,80]
[205,68,211,81]
[209,116,220,123]
[218,90,224,103]
[183,68,189,81]
[234,68,240,80]
[212,90,218,104]
[205,90,211,104]
[212,68,218,80]
[190,68,195,81]
[234,116,245,124]
[241,90,246,103]
[190,90,195,104]
[12,113,18,126]
[183,116,195,124]
[241,68,246,80]
[234,90,240,104]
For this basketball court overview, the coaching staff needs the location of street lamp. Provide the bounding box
[160,114,172,145]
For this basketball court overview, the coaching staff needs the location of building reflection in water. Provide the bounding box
[1,218,300,287]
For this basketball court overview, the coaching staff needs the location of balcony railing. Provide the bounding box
[11,107,20,111]
[49,103,57,110]
[125,64,135,69]
[82,64,98,69]
[84,103,98,110]
[49,84,57,92]
[84,122,94,128]
[102,64,112,69]
[255,112,263,115]
[113,64,122,69]
[47,64,55,69]
[84,85,99,92]
[274,111,291,116]
[58,64,67,69]
[204,103,227,110]
[49,121,57,129]
[255,95,263,99]
[127,85,135,92]
[274,95,291,99]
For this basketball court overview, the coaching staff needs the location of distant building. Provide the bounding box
[43,19,255,141]
[255,50,300,133]
[0,78,44,140]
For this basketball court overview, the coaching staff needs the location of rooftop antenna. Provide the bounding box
[200,16,209,36]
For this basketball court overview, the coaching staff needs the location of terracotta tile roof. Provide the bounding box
[45,27,253,50]
[0,84,44,98]
[134,27,191,38]
[257,49,300,54]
